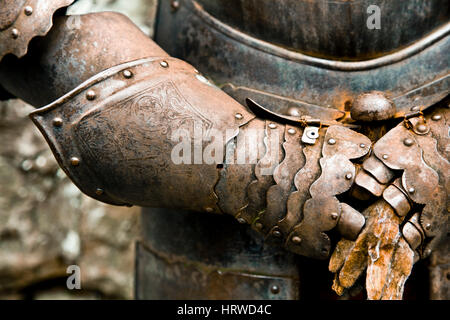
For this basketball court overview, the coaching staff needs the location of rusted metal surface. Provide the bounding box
[0,0,74,62]
[215,118,265,217]
[362,154,394,184]
[383,184,411,217]
[337,203,366,241]
[0,12,168,107]
[264,124,305,243]
[373,107,449,257]
[136,208,300,299]
[155,0,449,118]
[30,56,254,211]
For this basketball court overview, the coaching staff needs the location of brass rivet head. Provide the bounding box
[287,128,296,135]
[235,113,243,120]
[291,236,302,244]
[86,90,96,100]
[52,117,63,127]
[268,123,277,129]
[331,212,339,220]
[272,229,282,238]
[408,187,415,194]
[382,154,389,160]
[11,28,19,39]
[403,138,414,146]
[360,143,366,148]
[95,188,104,195]
[237,217,246,224]
[425,223,431,230]
[160,61,169,68]
[24,6,33,16]
[270,285,280,294]
[431,114,441,121]
[328,138,336,145]
[416,124,428,133]
[70,157,80,166]
[205,207,213,213]
[345,173,353,180]
[122,70,133,78]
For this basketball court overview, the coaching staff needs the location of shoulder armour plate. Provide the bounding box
[0,0,74,61]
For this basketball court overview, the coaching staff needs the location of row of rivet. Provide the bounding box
[10,6,34,39]
[50,65,141,200]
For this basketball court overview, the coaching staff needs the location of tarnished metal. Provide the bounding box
[0,0,74,62]
[337,203,366,241]
[0,12,168,107]
[215,118,265,217]
[285,126,371,259]
[355,170,387,197]
[136,208,300,299]
[30,56,254,210]
[193,0,449,60]
[263,124,304,241]
[373,106,449,257]
[351,91,396,122]
[383,183,412,217]
[155,0,450,118]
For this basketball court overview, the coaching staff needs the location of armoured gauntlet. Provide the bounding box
[330,104,449,299]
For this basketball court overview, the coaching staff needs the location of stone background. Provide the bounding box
[0,0,157,300]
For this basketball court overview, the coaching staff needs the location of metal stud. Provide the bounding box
[327,138,336,145]
[268,123,277,129]
[272,229,282,238]
[24,6,33,16]
[235,113,243,120]
[86,90,96,100]
[408,187,415,194]
[237,217,246,224]
[52,117,63,127]
[345,173,353,180]
[160,61,169,68]
[291,236,302,244]
[11,28,19,39]
[403,138,414,146]
[205,207,214,213]
[270,285,280,294]
[431,114,441,121]
[122,70,133,78]
[95,188,104,195]
[171,0,180,11]
[254,222,263,230]
[425,223,431,230]
[70,157,80,166]
[331,212,339,220]
[416,124,428,133]
[287,128,296,135]
[411,106,420,111]
[382,154,389,160]
[360,143,366,148]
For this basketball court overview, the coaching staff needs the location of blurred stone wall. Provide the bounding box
[0,0,157,300]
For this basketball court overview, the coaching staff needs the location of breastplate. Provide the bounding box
[155,0,449,120]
